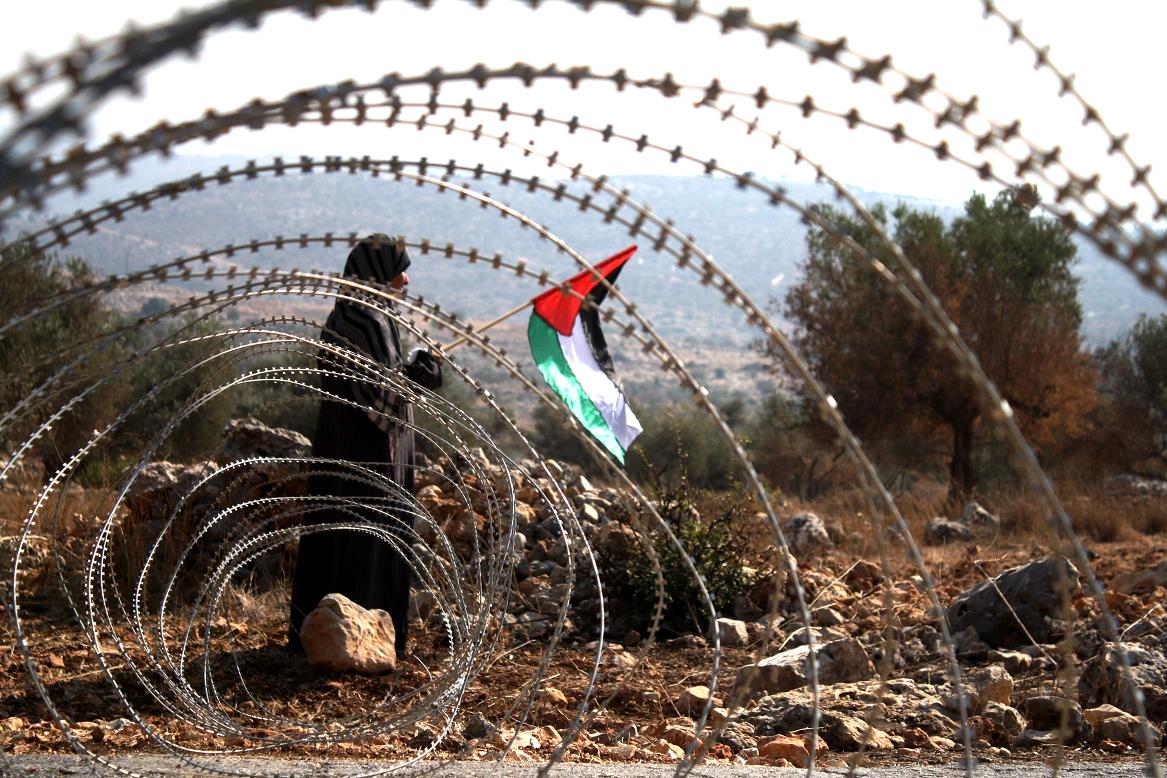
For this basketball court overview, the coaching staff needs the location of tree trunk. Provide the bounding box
[946,413,978,510]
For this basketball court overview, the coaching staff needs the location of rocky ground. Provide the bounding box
[2,420,1167,769]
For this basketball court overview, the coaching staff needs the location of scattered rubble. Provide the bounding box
[10,423,1167,767]
[1080,639,1167,720]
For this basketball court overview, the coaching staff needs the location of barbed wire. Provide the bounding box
[4,75,1163,295]
[2,1,1165,777]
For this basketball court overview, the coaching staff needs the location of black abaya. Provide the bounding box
[288,235,441,657]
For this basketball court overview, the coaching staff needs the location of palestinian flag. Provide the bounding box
[528,246,643,464]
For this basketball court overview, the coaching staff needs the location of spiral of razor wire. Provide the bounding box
[2,2,1166,777]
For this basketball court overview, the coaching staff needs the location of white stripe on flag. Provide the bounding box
[557,325,643,450]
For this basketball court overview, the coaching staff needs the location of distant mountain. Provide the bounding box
[6,156,1164,355]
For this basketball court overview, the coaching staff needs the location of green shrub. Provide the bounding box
[0,242,127,461]
[110,319,237,462]
[626,406,742,490]
[229,352,318,439]
[1093,314,1167,474]
[601,462,755,637]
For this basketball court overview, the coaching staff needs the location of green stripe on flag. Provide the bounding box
[527,314,626,463]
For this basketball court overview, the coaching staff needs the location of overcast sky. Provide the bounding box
[2,0,1165,213]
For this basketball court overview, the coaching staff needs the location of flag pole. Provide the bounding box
[442,298,534,352]
[437,244,637,354]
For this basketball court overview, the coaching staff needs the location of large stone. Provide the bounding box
[1080,641,1167,720]
[946,557,1079,648]
[129,460,216,500]
[975,702,1026,744]
[417,485,463,521]
[781,513,833,557]
[717,721,758,753]
[748,702,892,751]
[1112,560,1167,595]
[828,713,895,751]
[812,606,846,626]
[1084,704,1162,746]
[924,518,973,544]
[674,685,722,714]
[217,417,310,461]
[969,663,1014,709]
[514,611,551,641]
[776,626,850,650]
[408,589,439,622]
[126,461,221,524]
[958,501,1001,533]
[514,501,540,528]
[746,678,957,739]
[445,509,484,545]
[757,734,811,766]
[1020,696,1085,740]
[648,739,685,760]
[710,618,749,646]
[151,419,310,518]
[954,626,990,657]
[734,638,874,697]
[300,593,397,674]
[987,649,1032,675]
[843,560,883,590]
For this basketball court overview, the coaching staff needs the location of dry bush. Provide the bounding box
[1,486,112,532]
[775,472,1167,555]
[991,482,1167,543]
[219,579,289,625]
[0,491,28,534]
[779,477,949,556]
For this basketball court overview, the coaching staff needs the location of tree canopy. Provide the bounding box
[1,241,245,469]
[1094,313,1167,474]
[0,242,118,456]
[783,187,1096,502]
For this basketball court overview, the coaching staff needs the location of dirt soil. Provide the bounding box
[2,535,1165,769]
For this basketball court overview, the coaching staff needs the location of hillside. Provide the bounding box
[5,158,1164,413]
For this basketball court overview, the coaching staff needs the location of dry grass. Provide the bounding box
[996,481,1167,543]
[775,475,1167,558]
[0,487,115,535]
[780,479,948,557]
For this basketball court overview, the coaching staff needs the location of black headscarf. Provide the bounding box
[320,235,412,431]
[342,233,411,284]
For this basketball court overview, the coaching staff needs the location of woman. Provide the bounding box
[288,234,442,659]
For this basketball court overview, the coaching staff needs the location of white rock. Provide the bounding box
[958,501,1001,532]
[970,663,1014,709]
[781,513,833,557]
[711,617,750,646]
[301,593,397,674]
[734,638,875,697]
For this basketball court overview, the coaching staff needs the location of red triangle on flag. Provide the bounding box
[530,245,637,336]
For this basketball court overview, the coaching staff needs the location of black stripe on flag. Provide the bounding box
[578,261,625,383]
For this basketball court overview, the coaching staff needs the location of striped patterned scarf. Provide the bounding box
[320,234,412,431]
